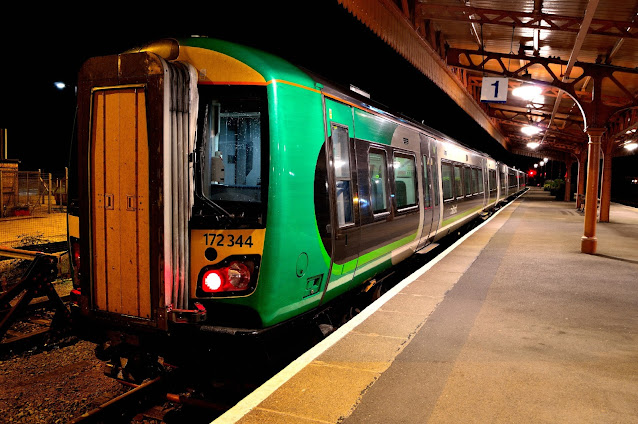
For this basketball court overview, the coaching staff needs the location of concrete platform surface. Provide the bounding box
[214,187,638,424]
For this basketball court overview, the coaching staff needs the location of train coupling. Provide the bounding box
[168,302,207,324]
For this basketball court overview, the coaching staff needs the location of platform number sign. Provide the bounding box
[480,77,508,103]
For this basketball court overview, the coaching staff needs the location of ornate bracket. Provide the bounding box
[417,4,638,39]
[446,47,638,129]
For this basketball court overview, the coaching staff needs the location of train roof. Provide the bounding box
[142,37,502,165]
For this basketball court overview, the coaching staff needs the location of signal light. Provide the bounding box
[528,170,537,177]
[201,260,254,294]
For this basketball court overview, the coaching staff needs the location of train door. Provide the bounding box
[418,134,439,247]
[90,87,152,320]
[488,168,497,205]
[430,140,441,234]
[323,99,360,296]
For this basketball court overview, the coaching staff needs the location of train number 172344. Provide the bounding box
[204,233,254,248]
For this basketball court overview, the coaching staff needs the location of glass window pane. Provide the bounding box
[432,161,440,205]
[471,168,479,194]
[332,125,353,227]
[442,163,453,200]
[423,156,431,208]
[490,169,497,191]
[369,150,388,213]
[336,180,353,226]
[332,126,351,179]
[478,169,484,193]
[394,154,417,208]
[464,167,471,196]
[454,166,463,198]
[201,94,263,204]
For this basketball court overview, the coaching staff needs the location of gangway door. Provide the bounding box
[91,87,152,320]
[78,51,199,330]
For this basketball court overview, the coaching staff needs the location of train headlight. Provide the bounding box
[227,261,250,289]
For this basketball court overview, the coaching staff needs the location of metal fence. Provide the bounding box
[0,169,68,248]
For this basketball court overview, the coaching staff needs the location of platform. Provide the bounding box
[215,187,638,424]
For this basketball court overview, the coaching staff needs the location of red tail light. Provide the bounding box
[71,240,81,270]
[201,261,253,294]
[71,238,81,286]
[202,269,224,292]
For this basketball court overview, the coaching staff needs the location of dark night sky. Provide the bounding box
[2,4,635,200]
[1,4,513,171]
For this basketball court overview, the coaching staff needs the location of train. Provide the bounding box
[68,37,526,380]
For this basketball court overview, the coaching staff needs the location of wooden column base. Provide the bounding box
[581,236,597,254]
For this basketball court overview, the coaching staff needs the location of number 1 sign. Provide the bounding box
[480,77,509,103]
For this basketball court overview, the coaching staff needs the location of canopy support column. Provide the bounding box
[599,138,614,222]
[581,128,605,254]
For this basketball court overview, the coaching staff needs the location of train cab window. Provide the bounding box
[454,165,463,198]
[369,149,388,214]
[393,153,417,209]
[441,162,453,201]
[198,85,267,221]
[331,125,354,227]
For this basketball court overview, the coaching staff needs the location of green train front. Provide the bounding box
[70,37,434,345]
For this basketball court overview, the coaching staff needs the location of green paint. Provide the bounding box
[442,205,484,228]
[353,108,397,144]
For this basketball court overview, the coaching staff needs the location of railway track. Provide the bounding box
[70,364,263,423]
[66,212,494,423]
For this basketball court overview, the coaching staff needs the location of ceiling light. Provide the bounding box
[521,125,541,136]
[527,142,540,149]
[527,95,545,105]
[512,84,542,101]
[624,143,638,151]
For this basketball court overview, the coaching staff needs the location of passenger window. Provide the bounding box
[369,149,388,214]
[394,153,417,209]
[454,165,463,198]
[422,156,431,208]
[478,169,484,193]
[471,168,479,194]
[464,167,472,196]
[331,125,353,227]
[490,170,497,193]
[442,163,453,200]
